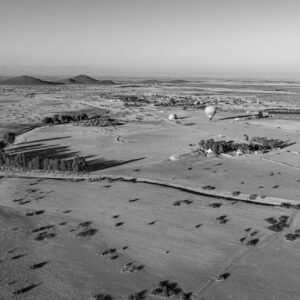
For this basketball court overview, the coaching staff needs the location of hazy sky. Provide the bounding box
[0,0,300,77]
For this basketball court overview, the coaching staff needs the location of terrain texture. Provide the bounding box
[0,78,300,299]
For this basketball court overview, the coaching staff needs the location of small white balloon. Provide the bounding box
[168,114,177,121]
[205,105,216,120]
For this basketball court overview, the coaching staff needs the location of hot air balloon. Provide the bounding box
[168,113,177,121]
[205,105,216,121]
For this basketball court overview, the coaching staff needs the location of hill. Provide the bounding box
[140,79,188,85]
[63,75,116,85]
[0,75,63,85]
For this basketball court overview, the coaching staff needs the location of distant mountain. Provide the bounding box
[0,75,63,85]
[63,75,116,85]
[167,79,188,84]
[0,65,102,77]
[98,79,117,85]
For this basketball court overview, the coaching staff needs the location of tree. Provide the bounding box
[3,132,16,145]
[60,160,67,172]
[199,140,205,148]
[48,159,54,171]
[78,157,86,172]
[53,158,59,171]
[31,157,40,170]
[0,151,4,166]
[43,158,49,170]
[42,117,54,124]
[20,153,26,168]
[72,157,79,172]
[53,114,60,123]
[219,144,224,154]
[67,159,73,172]
[0,141,6,150]
[213,143,219,155]
[27,160,33,170]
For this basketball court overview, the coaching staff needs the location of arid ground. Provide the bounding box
[0,78,300,299]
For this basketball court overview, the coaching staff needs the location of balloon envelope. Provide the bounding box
[205,105,216,120]
[168,113,177,120]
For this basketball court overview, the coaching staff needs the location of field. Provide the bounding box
[0,78,300,299]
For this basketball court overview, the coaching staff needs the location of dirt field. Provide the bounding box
[0,80,300,299]
[1,178,299,300]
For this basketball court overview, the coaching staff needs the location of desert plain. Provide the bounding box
[0,77,300,300]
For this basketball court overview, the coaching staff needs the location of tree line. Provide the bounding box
[199,137,289,155]
[42,113,89,124]
[0,151,86,173]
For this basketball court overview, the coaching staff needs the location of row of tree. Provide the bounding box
[0,151,86,173]
[42,113,89,124]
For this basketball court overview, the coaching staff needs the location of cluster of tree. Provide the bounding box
[0,141,6,150]
[199,137,288,155]
[42,113,88,124]
[0,151,86,173]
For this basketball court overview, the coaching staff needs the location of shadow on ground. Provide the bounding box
[18,136,71,145]
[218,114,255,121]
[86,157,145,172]
[7,142,145,172]
[7,144,79,160]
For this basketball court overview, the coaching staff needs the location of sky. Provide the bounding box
[0,0,300,77]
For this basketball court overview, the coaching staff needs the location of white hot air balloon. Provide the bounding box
[205,105,216,121]
[168,113,177,121]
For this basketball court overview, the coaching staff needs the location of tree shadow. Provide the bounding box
[86,157,145,172]
[7,143,79,160]
[18,136,71,145]
[8,143,45,153]
[176,116,190,120]
[218,114,254,121]
[274,141,296,149]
